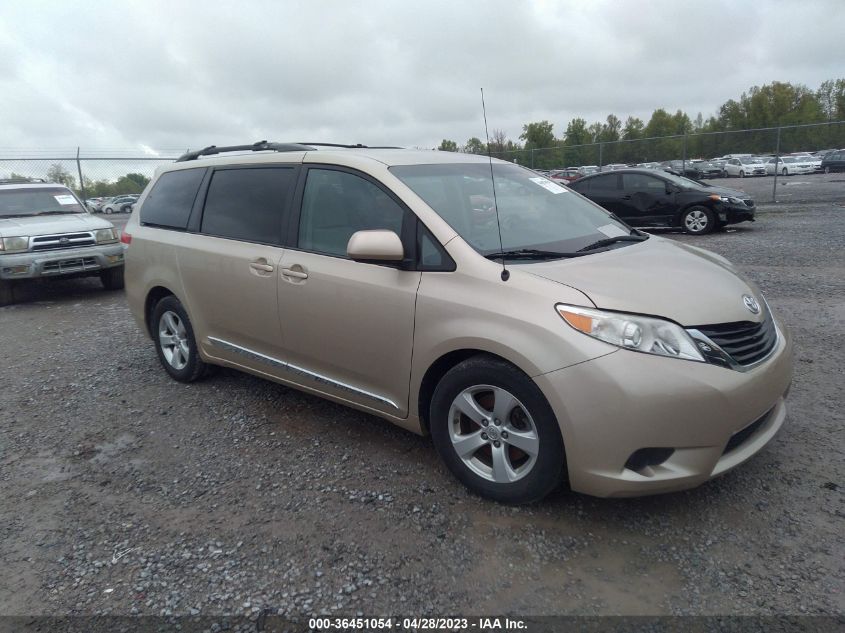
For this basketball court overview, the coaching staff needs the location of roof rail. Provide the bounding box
[175,140,314,162]
[175,140,404,162]
[0,177,47,184]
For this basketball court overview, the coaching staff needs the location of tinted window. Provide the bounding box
[298,169,406,257]
[141,168,206,229]
[589,174,619,190]
[622,173,666,192]
[417,223,455,271]
[200,167,294,244]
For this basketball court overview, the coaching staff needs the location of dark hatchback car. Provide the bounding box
[821,149,845,173]
[568,169,755,235]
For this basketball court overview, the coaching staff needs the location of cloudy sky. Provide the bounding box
[1,0,843,155]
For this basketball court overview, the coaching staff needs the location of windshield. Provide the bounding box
[0,187,86,218]
[657,171,706,190]
[390,163,638,257]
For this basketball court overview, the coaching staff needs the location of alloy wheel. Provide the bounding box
[158,310,190,370]
[684,209,709,233]
[447,385,540,484]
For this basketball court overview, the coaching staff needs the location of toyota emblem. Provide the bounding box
[743,295,760,314]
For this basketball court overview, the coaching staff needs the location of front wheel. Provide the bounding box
[782,168,788,176]
[739,170,745,178]
[100,266,124,290]
[430,355,566,503]
[151,296,209,382]
[0,280,14,307]
[681,206,716,235]
[825,166,831,174]
[105,208,113,214]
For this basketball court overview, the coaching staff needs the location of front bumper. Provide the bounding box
[535,316,792,497]
[0,244,125,280]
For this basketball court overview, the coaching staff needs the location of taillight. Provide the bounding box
[120,231,132,245]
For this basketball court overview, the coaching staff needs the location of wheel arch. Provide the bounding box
[417,348,541,435]
[674,201,718,227]
[144,285,177,337]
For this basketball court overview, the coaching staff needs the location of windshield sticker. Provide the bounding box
[528,177,566,194]
[54,195,77,205]
[596,224,629,238]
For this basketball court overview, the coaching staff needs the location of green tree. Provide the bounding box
[463,137,486,154]
[46,163,76,188]
[437,139,458,152]
[125,173,150,189]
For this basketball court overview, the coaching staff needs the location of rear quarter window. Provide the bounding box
[140,168,206,230]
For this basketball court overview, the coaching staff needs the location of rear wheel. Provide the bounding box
[430,355,566,504]
[152,296,209,383]
[739,170,745,178]
[782,168,788,176]
[100,266,124,290]
[681,206,715,235]
[825,166,831,174]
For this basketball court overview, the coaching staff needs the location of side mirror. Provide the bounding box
[347,230,404,262]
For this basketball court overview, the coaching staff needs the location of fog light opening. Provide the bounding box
[625,447,675,474]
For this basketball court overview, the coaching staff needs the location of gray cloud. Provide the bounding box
[1,0,843,154]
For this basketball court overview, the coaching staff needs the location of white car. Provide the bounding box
[723,157,767,178]
[765,156,815,176]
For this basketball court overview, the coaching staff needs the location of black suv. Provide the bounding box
[821,149,845,173]
[568,169,755,235]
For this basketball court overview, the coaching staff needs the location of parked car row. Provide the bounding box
[537,147,844,183]
[85,194,139,214]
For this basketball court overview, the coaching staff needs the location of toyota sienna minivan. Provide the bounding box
[124,141,792,503]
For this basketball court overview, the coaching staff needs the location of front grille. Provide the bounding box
[42,257,99,274]
[742,198,754,207]
[695,313,777,366]
[31,232,95,251]
[723,408,772,455]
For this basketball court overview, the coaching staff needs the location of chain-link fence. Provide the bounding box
[0,149,185,204]
[492,120,845,202]
[2,123,843,204]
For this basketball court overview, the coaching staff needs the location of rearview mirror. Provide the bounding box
[347,230,404,262]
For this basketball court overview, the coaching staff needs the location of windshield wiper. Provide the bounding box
[484,248,583,261]
[34,210,80,215]
[576,234,648,253]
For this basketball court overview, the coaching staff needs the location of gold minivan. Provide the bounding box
[124,142,792,503]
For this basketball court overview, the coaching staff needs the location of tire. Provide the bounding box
[105,207,113,214]
[739,170,745,178]
[100,266,124,290]
[721,170,728,178]
[151,295,209,383]
[825,166,831,174]
[782,168,788,176]
[429,354,566,504]
[0,280,14,307]
[681,206,716,235]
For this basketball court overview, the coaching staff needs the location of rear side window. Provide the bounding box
[622,173,666,192]
[589,174,619,190]
[200,167,295,244]
[140,168,206,229]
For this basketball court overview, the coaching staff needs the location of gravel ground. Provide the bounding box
[1,203,843,619]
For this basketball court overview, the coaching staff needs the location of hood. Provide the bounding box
[520,236,765,327]
[0,213,114,238]
[696,184,750,198]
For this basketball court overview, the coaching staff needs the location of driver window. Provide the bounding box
[298,169,406,257]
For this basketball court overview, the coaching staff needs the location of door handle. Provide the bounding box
[621,195,632,200]
[249,261,274,273]
[280,267,308,279]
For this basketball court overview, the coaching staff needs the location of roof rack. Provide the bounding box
[175,140,403,162]
[0,177,47,184]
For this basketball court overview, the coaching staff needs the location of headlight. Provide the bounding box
[719,196,740,204]
[95,228,118,244]
[0,236,29,253]
[556,304,705,362]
